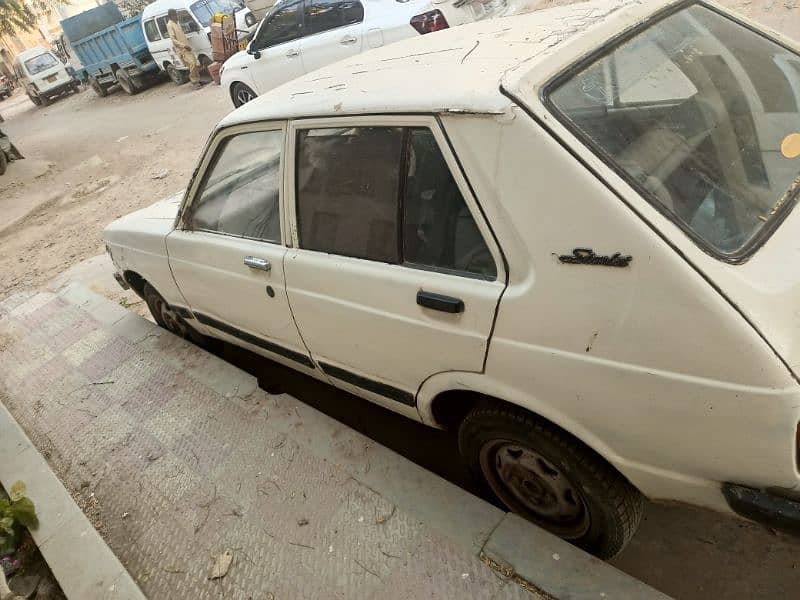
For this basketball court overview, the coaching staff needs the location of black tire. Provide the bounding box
[89,76,108,97]
[142,282,205,345]
[28,93,41,106]
[231,82,256,108]
[458,401,643,559]
[0,151,7,176]
[166,63,189,86]
[198,54,212,73]
[115,69,139,95]
[39,93,51,107]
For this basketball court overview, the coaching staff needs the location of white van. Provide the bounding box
[13,47,78,107]
[142,0,258,84]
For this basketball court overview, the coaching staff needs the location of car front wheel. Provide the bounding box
[231,82,256,108]
[143,282,192,339]
[458,401,643,559]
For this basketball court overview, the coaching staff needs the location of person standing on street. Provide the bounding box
[166,9,205,90]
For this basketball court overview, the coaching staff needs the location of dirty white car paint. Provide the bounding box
[105,0,800,557]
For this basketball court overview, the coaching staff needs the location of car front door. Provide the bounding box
[283,117,506,413]
[248,0,305,94]
[166,123,315,371]
[299,0,364,74]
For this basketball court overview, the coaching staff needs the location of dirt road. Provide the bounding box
[0,80,230,298]
[1,2,800,598]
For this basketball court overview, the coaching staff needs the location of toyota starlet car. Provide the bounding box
[104,0,800,557]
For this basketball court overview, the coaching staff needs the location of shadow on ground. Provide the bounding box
[219,343,800,600]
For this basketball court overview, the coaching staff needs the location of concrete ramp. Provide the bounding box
[0,284,669,599]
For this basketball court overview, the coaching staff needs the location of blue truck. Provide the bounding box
[60,4,161,97]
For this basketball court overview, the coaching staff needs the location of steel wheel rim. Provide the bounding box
[157,298,186,337]
[479,440,590,538]
[236,86,254,106]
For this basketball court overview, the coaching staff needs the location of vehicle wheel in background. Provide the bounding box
[199,54,212,73]
[166,63,189,85]
[0,151,7,176]
[231,82,256,107]
[116,69,139,95]
[89,76,108,97]
[142,282,206,345]
[458,400,644,559]
[39,93,51,107]
[71,82,80,93]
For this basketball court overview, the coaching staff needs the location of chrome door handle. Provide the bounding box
[244,256,271,271]
[340,35,357,45]
[286,48,300,57]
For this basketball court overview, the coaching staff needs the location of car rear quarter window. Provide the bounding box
[295,126,496,279]
[189,130,282,242]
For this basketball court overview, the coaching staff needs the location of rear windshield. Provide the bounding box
[546,4,800,258]
[24,53,59,76]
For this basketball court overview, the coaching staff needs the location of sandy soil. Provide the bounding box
[0,79,230,298]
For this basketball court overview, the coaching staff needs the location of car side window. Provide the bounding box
[295,126,496,279]
[254,1,302,49]
[156,16,169,38]
[305,0,364,36]
[189,130,283,243]
[144,19,162,42]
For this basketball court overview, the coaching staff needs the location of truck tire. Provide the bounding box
[89,76,108,97]
[0,151,7,176]
[166,64,188,86]
[116,69,139,95]
[458,401,644,559]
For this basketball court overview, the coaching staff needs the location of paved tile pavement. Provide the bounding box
[0,286,536,599]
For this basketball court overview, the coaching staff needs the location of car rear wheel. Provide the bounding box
[458,401,643,559]
[143,283,191,338]
[0,151,7,176]
[27,92,41,106]
[231,82,256,108]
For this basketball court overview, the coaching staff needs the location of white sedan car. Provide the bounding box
[220,0,507,106]
[106,0,800,558]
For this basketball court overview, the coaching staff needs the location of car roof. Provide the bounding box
[142,0,192,19]
[219,0,679,128]
[15,47,55,62]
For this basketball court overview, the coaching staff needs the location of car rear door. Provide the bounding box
[283,116,506,413]
[166,122,315,371]
[299,0,364,74]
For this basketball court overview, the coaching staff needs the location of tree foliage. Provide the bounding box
[0,0,38,37]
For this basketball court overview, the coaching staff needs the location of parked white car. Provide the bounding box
[220,0,509,107]
[142,0,258,84]
[105,0,800,558]
[12,47,79,107]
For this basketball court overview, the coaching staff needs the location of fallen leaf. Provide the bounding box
[208,550,233,580]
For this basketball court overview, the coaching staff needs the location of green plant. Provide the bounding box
[0,482,38,556]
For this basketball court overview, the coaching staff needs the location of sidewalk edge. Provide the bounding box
[0,402,147,600]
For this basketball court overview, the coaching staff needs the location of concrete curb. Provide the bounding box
[0,402,146,600]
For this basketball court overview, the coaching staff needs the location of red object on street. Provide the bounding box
[208,62,222,85]
[410,10,449,35]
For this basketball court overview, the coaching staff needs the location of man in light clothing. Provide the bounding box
[166,9,204,89]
